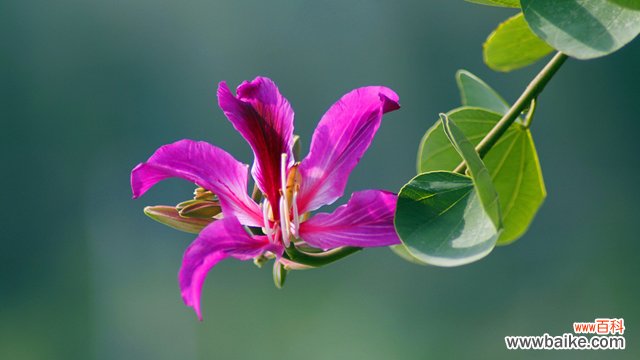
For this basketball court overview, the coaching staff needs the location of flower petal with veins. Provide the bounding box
[131,139,262,226]
[218,77,295,216]
[299,190,400,249]
[179,216,281,320]
[297,87,400,213]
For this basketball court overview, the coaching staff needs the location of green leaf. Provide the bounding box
[395,171,500,267]
[144,205,212,234]
[521,0,640,59]
[394,115,502,266]
[441,115,502,229]
[418,108,546,245]
[609,0,640,10]
[483,12,554,72]
[390,245,426,265]
[465,0,520,8]
[456,70,509,115]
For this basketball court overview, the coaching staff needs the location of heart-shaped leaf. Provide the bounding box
[484,12,554,72]
[465,0,520,8]
[456,69,509,115]
[395,115,502,266]
[521,0,640,59]
[418,108,546,245]
[395,172,500,266]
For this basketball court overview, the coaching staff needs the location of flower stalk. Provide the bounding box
[284,243,362,267]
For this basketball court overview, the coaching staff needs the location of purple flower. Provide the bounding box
[131,77,401,319]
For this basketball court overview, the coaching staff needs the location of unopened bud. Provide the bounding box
[253,254,269,268]
[144,206,213,234]
[193,187,215,201]
[273,261,288,289]
[177,200,221,219]
[292,134,301,162]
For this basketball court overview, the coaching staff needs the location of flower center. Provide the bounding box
[260,153,301,246]
[281,153,302,247]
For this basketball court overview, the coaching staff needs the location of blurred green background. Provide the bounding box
[2,0,638,359]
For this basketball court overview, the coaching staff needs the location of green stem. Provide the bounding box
[454,52,568,174]
[284,244,362,267]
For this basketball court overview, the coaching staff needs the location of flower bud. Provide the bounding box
[272,261,288,289]
[176,200,222,219]
[144,206,213,234]
[292,134,301,162]
[193,187,215,201]
[253,254,269,268]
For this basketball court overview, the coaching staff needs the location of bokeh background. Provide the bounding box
[2,0,639,359]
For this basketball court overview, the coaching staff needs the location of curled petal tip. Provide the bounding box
[236,79,256,95]
[375,87,400,114]
[181,293,204,321]
[236,76,277,100]
[380,93,401,113]
[130,162,146,199]
[216,81,231,100]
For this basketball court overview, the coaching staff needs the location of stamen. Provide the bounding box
[279,196,290,247]
[280,153,288,196]
[291,189,300,237]
[279,153,292,247]
[262,200,274,243]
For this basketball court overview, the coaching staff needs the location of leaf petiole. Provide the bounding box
[523,98,537,129]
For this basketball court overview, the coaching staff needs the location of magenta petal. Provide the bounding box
[217,77,294,214]
[297,87,400,213]
[298,190,401,249]
[179,217,274,320]
[131,139,262,227]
